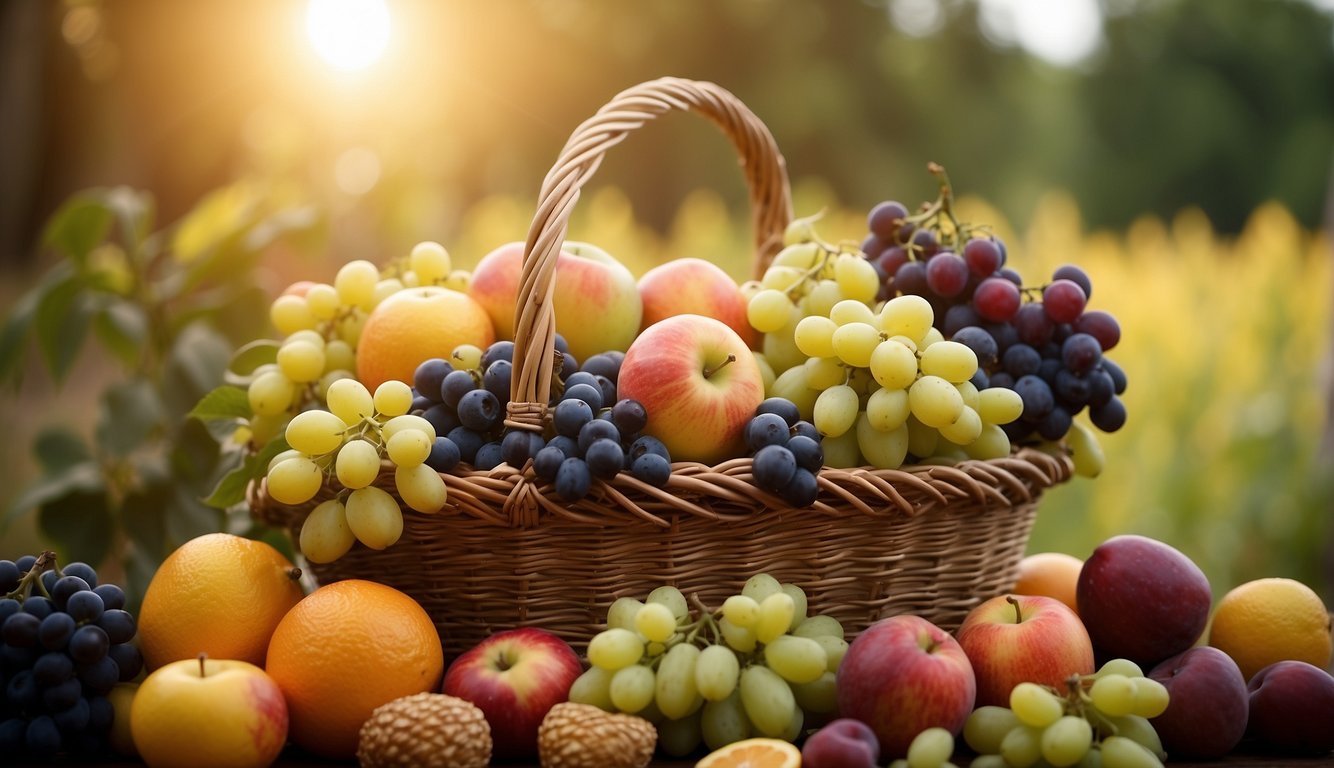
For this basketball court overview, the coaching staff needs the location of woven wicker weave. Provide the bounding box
[251,77,1074,658]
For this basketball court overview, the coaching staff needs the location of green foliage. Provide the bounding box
[1,185,315,606]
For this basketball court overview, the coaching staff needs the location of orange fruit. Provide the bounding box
[1013,552,1084,616]
[1208,577,1332,680]
[264,579,444,760]
[355,286,494,392]
[138,533,305,671]
[695,737,801,768]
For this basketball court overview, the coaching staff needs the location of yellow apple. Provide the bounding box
[130,656,288,768]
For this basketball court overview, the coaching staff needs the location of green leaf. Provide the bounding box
[0,289,39,387]
[33,427,92,474]
[37,489,114,568]
[103,186,155,258]
[243,204,320,251]
[93,300,148,368]
[121,483,170,562]
[204,434,289,509]
[6,462,104,529]
[33,273,95,384]
[167,484,223,544]
[225,339,279,383]
[170,183,257,264]
[42,194,113,264]
[190,385,252,422]
[95,380,163,458]
[163,323,231,419]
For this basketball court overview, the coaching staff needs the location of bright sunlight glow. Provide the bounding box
[305,0,391,73]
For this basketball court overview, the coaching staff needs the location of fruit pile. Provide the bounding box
[1,553,142,760]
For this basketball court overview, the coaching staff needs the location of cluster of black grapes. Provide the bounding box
[861,198,1128,444]
[1,554,141,761]
[743,397,825,507]
[408,336,673,501]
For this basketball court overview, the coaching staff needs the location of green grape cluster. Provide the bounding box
[246,243,467,445]
[266,376,448,563]
[962,659,1170,768]
[568,574,847,755]
[746,220,1023,469]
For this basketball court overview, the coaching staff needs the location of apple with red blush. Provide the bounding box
[441,627,582,761]
[956,594,1095,707]
[1147,646,1249,759]
[802,717,880,768]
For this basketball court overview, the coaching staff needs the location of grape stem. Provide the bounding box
[3,550,59,601]
[686,593,722,647]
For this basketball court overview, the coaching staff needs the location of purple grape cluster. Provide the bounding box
[408,337,672,500]
[743,397,825,507]
[860,196,1128,445]
[1,554,142,762]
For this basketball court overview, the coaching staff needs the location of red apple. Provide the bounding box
[836,615,977,759]
[802,718,881,767]
[440,627,582,761]
[1246,660,1334,755]
[616,314,765,465]
[1076,535,1212,668]
[467,240,642,361]
[956,594,1095,707]
[1148,646,1249,759]
[637,257,758,348]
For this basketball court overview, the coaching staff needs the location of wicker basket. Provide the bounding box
[251,77,1073,658]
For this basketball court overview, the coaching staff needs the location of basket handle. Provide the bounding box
[509,77,793,429]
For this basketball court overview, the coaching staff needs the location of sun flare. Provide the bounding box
[305,0,391,73]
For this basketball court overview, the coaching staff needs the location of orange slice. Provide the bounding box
[695,737,801,768]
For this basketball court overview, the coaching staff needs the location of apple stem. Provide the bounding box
[1007,595,1023,624]
[702,354,737,380]
[198,653,207,678]
[287,567,302,582]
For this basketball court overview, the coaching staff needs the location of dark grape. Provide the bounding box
[481,340,515,368]
[755,397,800,427]
[440,369,478,408]
[1102,358,1127,394]
[1,643,39,670]
[1013,302,1054,346]
[910,228,940,259]
[410,394,434,413]
[1052,264,1092,299]
[472,441,504,471]
[787,435,823,472]
[108,640,143,682]
[610,399,648,437]
[546,435,580,460]
[412,358,451,404]
[1054,369,1093,407]
[14,555,37,573]
[745,413,790,453]
[25,716,61,756]
[421,403,462,438]
[3,611,40,647]
[22,597,55,619]
[952,326,999,368]
[1037,406,1073,441]
[0,718,25,752]
[860,233,887,262]
[562,383,603,412]
[64,591,104,625]
[68,625,108,664]
[49,576,90,610]
[39,570,57,595]
[553,398,594,439]
[867,200,909,241]
[0,561,21,593]
[990,371,1015,390]
[924,251,968,297]
[33,652,74,685]
[791,421,820,442]
[77,656,119,694]
[554,458,592,501]
[591,375,617,409]
[456,389,501,432]
[628,435,670,462]
[533,445,566,482]
[1074,309,1121,351]
[1042,279,1087,324]
[425,436,462,473]
[40,676,81,711]
[629,453,671,487]
[963,238,1003,276]
[877,246,910,282]
[779,468,819,507]
[5,670,40,710]
[752,445,797,491]
[584,439,624,479]
[86,696,113,732]
[969,369,990,390]
[1061,333,1103,375]
[577,420,620,455]
[973,276,1022,322]
[557,352,579,382]
[1014,375,1055,420]
[983,320,1018,354]
[1087,368,1115,408]
[52,697,89,735]
[95,609,136,645]
[481,359,513,403]
[37,612,75,651]
[891,260,928,296]
[580,353,623,382]
[1003,344,1042,378]
[943,303,982,337]
[1090,396,1127,432]
[500,429,545,468]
